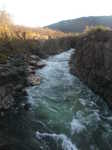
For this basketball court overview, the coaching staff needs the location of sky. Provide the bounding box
[0,0,112,27]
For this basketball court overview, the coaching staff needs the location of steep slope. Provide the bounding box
[46,16,112,32]
[70,27,112,107]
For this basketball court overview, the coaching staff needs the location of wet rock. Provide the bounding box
[27,55,41,67]
[27,66,35,74]
[30,55,41,61]
[28,60,46,69]
[28,74,40,86]
[37,62,46,69]
[29,60,38,67]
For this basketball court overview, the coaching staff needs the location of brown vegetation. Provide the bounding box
[0,11,73,63]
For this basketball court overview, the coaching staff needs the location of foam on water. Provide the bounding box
[36,131,78,150]
[27,49,112,150]
[71,118,86,135]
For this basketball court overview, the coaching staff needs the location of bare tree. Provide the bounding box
[0,10,13,25]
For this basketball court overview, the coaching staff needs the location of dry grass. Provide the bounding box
[0,24,73,63]
[84,25,111,34]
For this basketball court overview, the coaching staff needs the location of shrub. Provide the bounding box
[84,25,111,34]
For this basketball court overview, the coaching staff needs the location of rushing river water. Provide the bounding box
[0,49,112,150]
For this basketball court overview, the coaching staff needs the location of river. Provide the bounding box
[0,49,112,150]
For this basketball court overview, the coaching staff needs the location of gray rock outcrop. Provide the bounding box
[70,29,112,107]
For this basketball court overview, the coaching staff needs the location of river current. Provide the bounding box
[0,49,112,150]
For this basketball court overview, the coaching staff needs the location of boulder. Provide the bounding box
[37,62,46,69]
[28,74,40,86]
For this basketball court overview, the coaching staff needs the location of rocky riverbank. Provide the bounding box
[70,27,112,108]
[0,56,27,115]
[0,23,73,116]
[0,53,46,116]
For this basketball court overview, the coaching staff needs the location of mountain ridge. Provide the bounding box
[46,16,112,32]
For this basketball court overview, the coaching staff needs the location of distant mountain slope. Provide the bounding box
[46,16,112,32]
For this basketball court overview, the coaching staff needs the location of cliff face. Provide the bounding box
[70,29,112,107]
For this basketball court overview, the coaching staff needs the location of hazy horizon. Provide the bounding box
[0,0,112,27]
